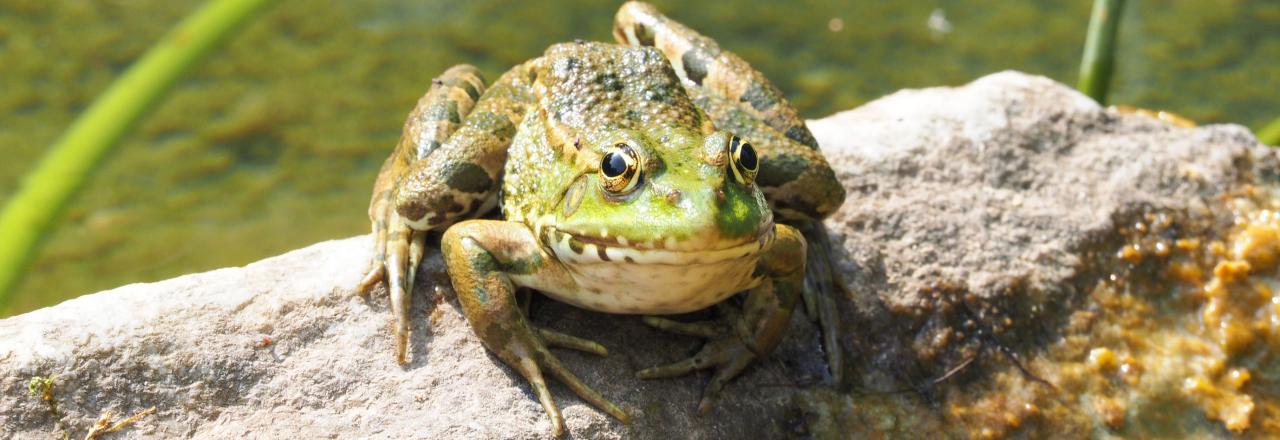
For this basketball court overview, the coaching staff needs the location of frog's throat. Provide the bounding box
[544,224,775,266]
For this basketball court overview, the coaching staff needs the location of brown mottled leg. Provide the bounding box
[442,220,628,436]
[637,224,804,411]
[359,64,486,363]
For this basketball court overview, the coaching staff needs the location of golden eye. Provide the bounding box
[729,135,759,185]
[600,142,642,195]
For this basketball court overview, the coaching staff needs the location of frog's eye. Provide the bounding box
[600,142,642,195]
[729,135,759,185]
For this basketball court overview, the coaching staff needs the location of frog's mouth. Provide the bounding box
[544,222,774,266]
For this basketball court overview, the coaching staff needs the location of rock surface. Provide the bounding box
[1,71,1274,439]
[811,71,1275,383]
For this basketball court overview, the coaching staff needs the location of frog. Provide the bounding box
[357,2,846,435]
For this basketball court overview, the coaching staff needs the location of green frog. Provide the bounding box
[358,2,845,435]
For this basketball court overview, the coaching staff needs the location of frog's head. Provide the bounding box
[547,125,774,265]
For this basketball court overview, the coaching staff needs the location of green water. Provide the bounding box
[0,0,1277,316]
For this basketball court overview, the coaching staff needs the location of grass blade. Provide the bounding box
[1078,0,1127,104]
[0,0,280,309]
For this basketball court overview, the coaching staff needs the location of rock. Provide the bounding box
[811,72,1274,386]
[1,71,1274,438]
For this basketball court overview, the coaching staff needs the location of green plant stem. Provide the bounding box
[1078,0,1126,104]
[1259,117,1280,146]
[0,0,279,308]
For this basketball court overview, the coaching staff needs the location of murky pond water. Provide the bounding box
[0,0,1276,317]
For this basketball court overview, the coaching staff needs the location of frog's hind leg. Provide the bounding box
[359,64,487,364]
[442,220,628,436]
[613,1,817,150]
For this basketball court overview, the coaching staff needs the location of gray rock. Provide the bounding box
[1,71,1273,438]
[811,71,1274,386]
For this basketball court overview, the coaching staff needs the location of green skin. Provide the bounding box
[358,2,844,436]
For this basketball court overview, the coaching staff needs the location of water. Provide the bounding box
[0,0,1276,315]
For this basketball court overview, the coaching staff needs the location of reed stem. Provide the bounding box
[1078,0,1127,104]
[0,0,279,308]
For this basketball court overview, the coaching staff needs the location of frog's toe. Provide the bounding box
[536,348,631,426]
[641,316,725,339]
[358,205,422,364]
[537,328,608,356]
[636,336,755,413]
[506,339,628,436]
[356,262,384,296]
[357,221,391,296]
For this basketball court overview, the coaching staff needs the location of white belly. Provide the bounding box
[549,254,761,314]
[513,227,772,314]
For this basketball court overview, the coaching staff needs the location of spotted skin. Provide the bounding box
[613,1,846,382]
[359,2,845,436]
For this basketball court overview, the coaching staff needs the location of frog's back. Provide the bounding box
[502,42,710,224]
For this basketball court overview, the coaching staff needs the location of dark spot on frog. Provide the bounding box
[413,140,441,160]
[553,56,582,76]
[625,110,642,122]
[467,197,486,216]
[680,49,711,85]
[624,256,636,263]
[399,200,428,222]
[445,197,465,214]
[500,254,544,276]
[445,162,493,193]
[596,245,611,261]
[785,125,819,149]
[568,237,586,255]
[472,111,516,140]
[432,78,444,86]
[757,152,807,188]
[462,82,481,102]
[596,72,623,92]
[643,85,676,104]
[739,81,777,112]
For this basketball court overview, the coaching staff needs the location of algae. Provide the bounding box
[796,188,1280,438]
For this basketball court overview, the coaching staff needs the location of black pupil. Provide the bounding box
[602,152,628,177]
[738,143,758,171]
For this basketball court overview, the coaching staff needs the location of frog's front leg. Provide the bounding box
[638,224,804,412]
[441,220,629,436]
[359,64,486,363]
